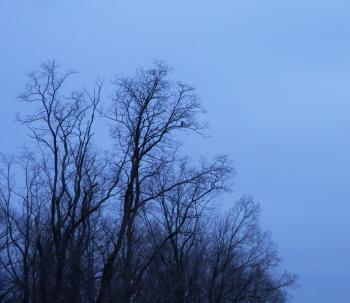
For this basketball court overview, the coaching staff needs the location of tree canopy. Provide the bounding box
[0,61,295,303]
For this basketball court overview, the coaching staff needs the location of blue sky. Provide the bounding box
[1,1,350,302]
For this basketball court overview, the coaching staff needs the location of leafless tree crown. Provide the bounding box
[0,61,295,303]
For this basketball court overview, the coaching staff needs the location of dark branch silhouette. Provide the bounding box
[0,61,296,303]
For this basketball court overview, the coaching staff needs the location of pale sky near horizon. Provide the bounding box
[1,1,350,302]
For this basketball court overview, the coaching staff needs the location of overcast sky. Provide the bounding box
[1,1,350,302]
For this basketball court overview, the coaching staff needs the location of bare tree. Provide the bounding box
[96,63,232,303]
[0,61,120,303]
[204,198,295,303]
[0,61,296,303]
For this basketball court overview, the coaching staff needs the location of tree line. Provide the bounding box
[0,61,295,303]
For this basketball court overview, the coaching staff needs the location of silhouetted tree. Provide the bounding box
[0,61,295,303]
